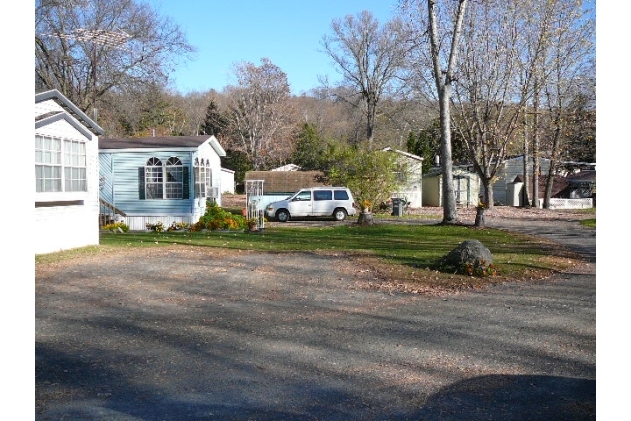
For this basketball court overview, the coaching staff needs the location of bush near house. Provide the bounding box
[192,201,248,231]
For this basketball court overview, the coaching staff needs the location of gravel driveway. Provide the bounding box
[35,211,596,420]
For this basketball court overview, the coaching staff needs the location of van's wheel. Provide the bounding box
[333,208,347,221]
[276,209,290,222]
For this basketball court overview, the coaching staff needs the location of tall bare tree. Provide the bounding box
[35,0,195,116]
[449,0,593,209]
[450,0,532,209]
[540,0,595,208]
[320,10,407,149]
[400,0,468,224]
[518,0,583,207]
[223,58,296,170]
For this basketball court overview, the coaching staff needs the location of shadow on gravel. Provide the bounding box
[37,339,596,421]
[413,374,596,421]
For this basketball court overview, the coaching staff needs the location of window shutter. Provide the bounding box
[138,167,145,200]
[182,167,189,199]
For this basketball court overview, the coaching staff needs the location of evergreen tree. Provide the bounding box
[407,119,468,173]
[291,123,329,170]
[201,100,228,136]
[221,149,253,193]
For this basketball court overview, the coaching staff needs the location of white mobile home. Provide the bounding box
[481,156,551,206]
[35,90,104,254]
[382,147,424,208]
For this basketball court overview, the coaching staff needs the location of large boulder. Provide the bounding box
[439,240,494,276]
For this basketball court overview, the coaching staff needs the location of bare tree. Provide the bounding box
[450,0,532,209]
[448,0,594,210]
[223,58,296,170]
[399,0,468,224]
[178,90,220,136]
[320,10,407,149]
[540,1,595,208]
[35,0,195,115]
[518,0,582,208]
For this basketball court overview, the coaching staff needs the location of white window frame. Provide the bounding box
[35,135,87,193]
[205,162,212,197]
[145,156,186,200]
[145,157,164,199]
[195,158,207,198]
[165,157,183,199]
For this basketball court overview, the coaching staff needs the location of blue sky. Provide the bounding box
[148,0,400,95]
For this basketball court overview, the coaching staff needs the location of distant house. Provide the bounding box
[560,170,596,199]
[473,155,551,206]
[531,170,596,209]
[98,135,226,230]
[382,147,424,208]
[35,89,104,254]
[244,169,328,210]
[271,164,301,171]
[221,168,235,194]
[422,167,480,208]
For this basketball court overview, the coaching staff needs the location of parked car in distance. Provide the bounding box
[265,187,357,222]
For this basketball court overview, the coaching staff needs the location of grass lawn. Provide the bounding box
[37,221,586,294]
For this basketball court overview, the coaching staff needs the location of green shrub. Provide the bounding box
[193,200,248,231]
[102,221,129,232]
[146,221,165,232]
[167,221,190,231]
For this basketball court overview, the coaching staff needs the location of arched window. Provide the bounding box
[195,158,207,198]
[145,157,163,199]
[165,157,183,199]
[140,156,188,200]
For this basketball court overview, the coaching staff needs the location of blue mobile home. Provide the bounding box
[99,135,226,230]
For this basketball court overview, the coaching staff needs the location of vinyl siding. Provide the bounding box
[98,140,224,229]
[35,204,99,254]
[106,151,195,215]
[35,105,100,254]
[491,157,551,205]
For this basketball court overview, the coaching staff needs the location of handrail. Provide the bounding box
[99,198,127,216]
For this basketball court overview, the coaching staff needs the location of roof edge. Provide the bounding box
[36,112,95,140]
[208,135,226,157]
[36,89,104,136]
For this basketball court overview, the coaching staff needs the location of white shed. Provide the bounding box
[221,168,236,194]
[481,156,551,206]
[382,147,424,208]
[35,90,104,254]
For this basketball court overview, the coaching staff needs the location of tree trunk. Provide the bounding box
[481,177,494,212]
[544,117,562,208]
[522,109,531,207]
[427,0,468,225]
[439,87,458,224]
[357,211,374,226]
[531,75,540,208]
[366,97,376,149]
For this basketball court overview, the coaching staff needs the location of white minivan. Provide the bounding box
[265,187,357,222]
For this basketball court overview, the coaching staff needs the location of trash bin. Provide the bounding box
[391,198,404,217]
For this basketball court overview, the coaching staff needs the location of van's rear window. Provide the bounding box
[334,190,350,200]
